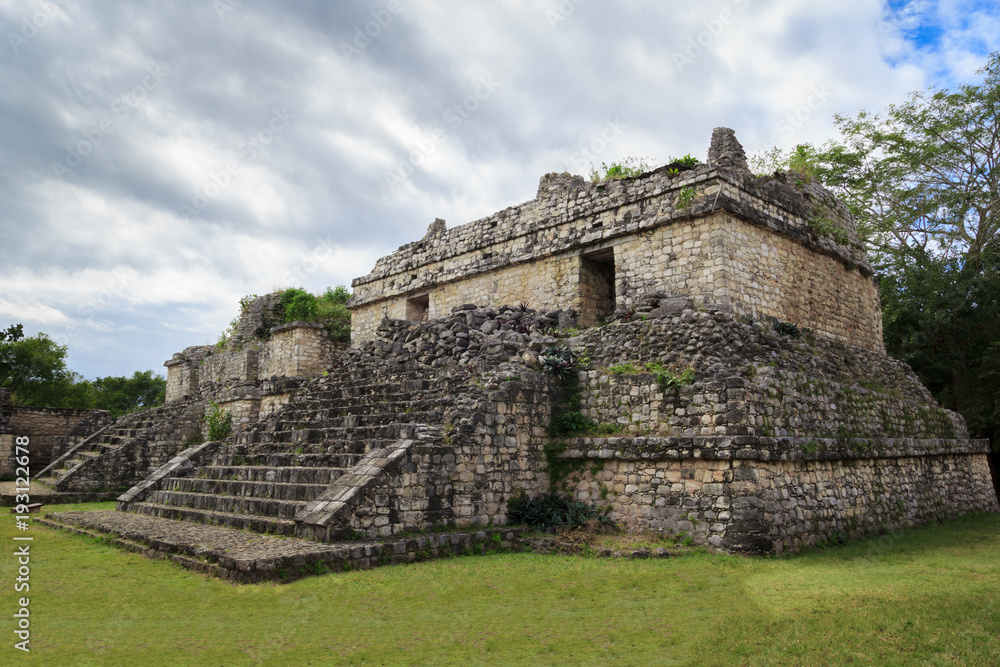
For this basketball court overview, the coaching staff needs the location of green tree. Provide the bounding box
[0,326,91,408]
[796,53,1000,269]
[879,245,1000,443]
[87,370,167,420]
[797,52,1000,450]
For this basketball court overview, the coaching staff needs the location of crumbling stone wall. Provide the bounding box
[259,322,346,378]
[562,444,996,552]
[0,403,111,473]
[350,128,881,349]
[58,400,204,491]
[573,306,956,440]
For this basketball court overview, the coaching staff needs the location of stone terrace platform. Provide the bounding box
[38,510,518,583]
[0,480,120,506]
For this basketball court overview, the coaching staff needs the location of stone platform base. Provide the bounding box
[0,481,121,507]
[37,511,518,583]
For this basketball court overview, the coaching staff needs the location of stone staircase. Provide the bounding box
[120,365,461,539]
[37,411,159,487]
[36,400,204,491]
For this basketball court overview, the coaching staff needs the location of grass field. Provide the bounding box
[3,503,999,665]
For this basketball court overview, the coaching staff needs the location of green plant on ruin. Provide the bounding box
[767,317,801,338]
[540,344,577,378]
[266,286,353,342]
[589,156,655,183]
[668,153,701,168]
[505,491,612,532]
[558,411,594,434]
[677,186,696,209]
[239,294,258,313]
[205,401,233,441]
[280,287,318,322]
[608,363,640,375]
[806,216,850,245]
[647,363,695,392]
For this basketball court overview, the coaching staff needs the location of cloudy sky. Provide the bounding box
[1,0,997,380]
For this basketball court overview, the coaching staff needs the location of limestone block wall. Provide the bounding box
[199,348,259,388]
[259,323,345,378]
[213,387,262,433]
[2,406,111,472]
[351,129,879,349]
[165,345,212,403]
[721,217,883,349]
[332,374,554,537]
[560,437,997,553]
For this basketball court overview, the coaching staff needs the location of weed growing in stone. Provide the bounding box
[588,156,655,182]
[677,186,696,209]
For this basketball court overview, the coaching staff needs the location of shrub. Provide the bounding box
[540,345,577,377]
[558,411,595,434]
[205,401,233,441]
[315,286,351,342]
[669,153,700,167]
[506,492,612,531]
[280,288,317,322]
[589,157,655,182]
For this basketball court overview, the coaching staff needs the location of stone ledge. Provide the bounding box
[561,436,993,462]
[270,321,326,334]
[39,511,521,584]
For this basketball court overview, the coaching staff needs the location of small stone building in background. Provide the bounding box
[350,127,883,351]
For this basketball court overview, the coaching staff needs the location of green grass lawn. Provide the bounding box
[3,503,999,666]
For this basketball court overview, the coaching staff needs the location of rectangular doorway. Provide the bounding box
[580,248,616,326]
[406,293,430,322]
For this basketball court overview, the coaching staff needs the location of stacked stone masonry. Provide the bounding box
[350,128,881,350]
[0,386,111,475]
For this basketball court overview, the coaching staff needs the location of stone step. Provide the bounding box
[241,423,428,445]
[164,476,332,501]
[196,465,348,485]
[128,502,297,535]
[211,452,363,468]
[145,489,307,520]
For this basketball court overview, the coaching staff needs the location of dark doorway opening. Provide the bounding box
[406,294,430,322]
[580,248,616,326]
[987,449,1000,503]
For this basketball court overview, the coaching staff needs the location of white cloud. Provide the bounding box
[0,0,994,377]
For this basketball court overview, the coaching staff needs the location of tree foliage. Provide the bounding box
[87,371,167,420]
[0,323,166,417]
[752,53,1000,450]
[278,286,352,342]
[879,246,1000,443]
[760,53,1000,270]
[0,328,89,408]
[792,52,1000,450]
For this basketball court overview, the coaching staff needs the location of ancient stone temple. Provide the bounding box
[42,128,998,580]
[350,127,882,350]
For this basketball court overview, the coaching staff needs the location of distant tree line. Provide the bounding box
[0,323,165,419]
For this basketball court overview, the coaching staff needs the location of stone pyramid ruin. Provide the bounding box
[39,128,998,581]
